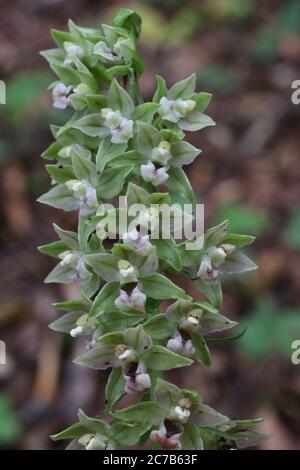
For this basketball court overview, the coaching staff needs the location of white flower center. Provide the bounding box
[174,405,191,422]
[70,326,83,337]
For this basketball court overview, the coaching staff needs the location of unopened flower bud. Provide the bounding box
[58,145,72,159]
[175,99,195,115]
[151,141,172,165]
[70,325,83,337]
[60,251,79,267]
[207,246,227,267]
[74,83,92,94]
[118,260,137,284]
[101,108,121,128]
[79,433,106,450]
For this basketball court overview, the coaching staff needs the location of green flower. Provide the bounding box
[154,74,215,131]
[94,25,135,64]
[150,379,228,450]
[73,79,135,147]
[165,299,237,363]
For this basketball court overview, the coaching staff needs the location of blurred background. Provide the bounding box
[0,0,300,450]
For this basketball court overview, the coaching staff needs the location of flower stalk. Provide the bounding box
[39,8,265,450]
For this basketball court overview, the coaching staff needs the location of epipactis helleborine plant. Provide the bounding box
[38,9,266,450]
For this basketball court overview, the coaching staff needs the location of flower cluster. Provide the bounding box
[39,9,265,450]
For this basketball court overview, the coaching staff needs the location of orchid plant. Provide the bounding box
[39,9,265,450]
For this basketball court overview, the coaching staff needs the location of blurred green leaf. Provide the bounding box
[141,0,182,11]
[207,0,254,21]
[2,71,51,127]
[252,0,300,61]
[0,393,21,445]
[163,8,201,49]
[0,140,10,164]
[214,203,271,236]
[238,296,300,361]
[284,207,300,250]
[198,65,240,96]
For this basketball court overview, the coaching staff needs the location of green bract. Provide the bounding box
[39,8,264,450]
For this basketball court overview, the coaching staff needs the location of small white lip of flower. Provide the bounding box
[52,83,72,110]
[123,228,151,249]
[114,286,146,311]
[159,97,182,123]
[174,405,191,422]
[167,332,195,358]
[151,141,172,165]
[110,118,133,144]
[159,97,196,123]
[66,179,84,195]
[123,228,140,243]
[70,326,83,337]
[125,372,151,394]
[85,437,96,451]
[167,337,183,354]
[140,161,169,186]
[130,286,147,309]
[187,315,199,325]
[118,260,136,280]
[60,251,78,267]
[135,373,151,390]
[183,339,195,357]
[86,185,97,205]
[150,422,182,450]
[67,180,97,213]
